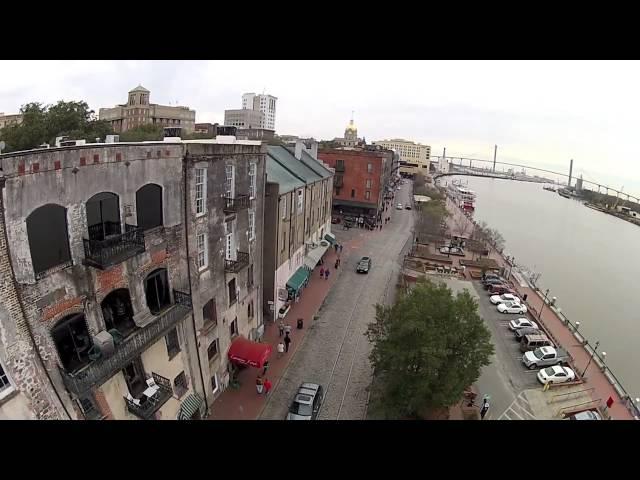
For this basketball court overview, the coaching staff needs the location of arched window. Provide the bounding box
[136,184,163,231]
[101,289,136,337]
[51,313,92,372]
[145,268,170,314]
[26,204,72,277]
[86,192,120,241]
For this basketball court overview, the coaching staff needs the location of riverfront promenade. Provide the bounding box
[445,196,635,420]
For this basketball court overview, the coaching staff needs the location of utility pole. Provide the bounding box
[493,144,497,172]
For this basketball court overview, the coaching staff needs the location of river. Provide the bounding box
[447,176,640,399]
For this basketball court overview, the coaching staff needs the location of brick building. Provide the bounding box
[0,135,265,419]
[318,146,395,220]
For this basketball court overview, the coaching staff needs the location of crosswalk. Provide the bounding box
[495,391,538,420]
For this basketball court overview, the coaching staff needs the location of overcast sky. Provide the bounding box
[2,60,639,195]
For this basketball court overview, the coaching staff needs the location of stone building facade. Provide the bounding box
[0,136,265,419]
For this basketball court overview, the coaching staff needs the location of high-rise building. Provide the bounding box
[241,93,277,130]
[372,138,431,177]
[99,85,196,134]
[224,109,265,129]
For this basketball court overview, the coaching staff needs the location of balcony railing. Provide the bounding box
[124,372,173,420]
[224,251,250,273]
[60,290,192,397]
[223,195,250,214]
[83,223,146,269]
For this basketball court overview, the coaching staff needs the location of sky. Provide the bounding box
[2,60,640,196]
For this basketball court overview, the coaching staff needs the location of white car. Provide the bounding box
[508,317,538,330]
[568,410,602,420]
[498,301,528,314]
[396,203,403,210]
[537,365,576,385]
[490,293,520,305]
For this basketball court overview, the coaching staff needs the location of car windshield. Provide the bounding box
[533,348,544,359]
[291,401,313,416]
[543,367,556,376]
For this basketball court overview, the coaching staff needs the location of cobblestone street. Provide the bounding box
[260,182,415,420]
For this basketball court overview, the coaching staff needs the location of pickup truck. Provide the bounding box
[522,346,570,370]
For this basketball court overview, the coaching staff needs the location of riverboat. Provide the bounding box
[447,180,476,211]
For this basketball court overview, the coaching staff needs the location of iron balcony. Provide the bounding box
[60,290,192,397]
[124,372,173,420]
[83,223,145,269]
[224,251,250,273]
[223,195,250,214]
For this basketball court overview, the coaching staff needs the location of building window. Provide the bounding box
[225,221,236,261]
[207,338,219,361]
[249,162,257,198]
[351,189,356,198]
[282,230,286,252]
[174,371,188,398]
[136,183,163,231]
[145,268,171,315]
[51,313,92,373]
[26,204,72,278]
[248,209,256,241]
[365,191,371,200]
[0,361,15,400]
[367,163,373,173]
[165,327,181,359]
[335,187,341,196]
[101,288,136,338]
[225,165,235,198]
[248,300,254,319]
[196,232,208,271]
[228,278,237,306]
[247,264,254,288]
[281,198,287,219]
[366,179,372,189]
[230,318,238,338]
[203,298,217,328]
[195,168,206,216]
[297,190,303,214]
[86,192,120,241]
[212,373,219,394]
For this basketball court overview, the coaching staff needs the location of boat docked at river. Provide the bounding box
[558,189,572,199]
[447,180,476,211]
[543,185,557,192]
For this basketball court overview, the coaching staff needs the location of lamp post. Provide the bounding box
[601,351,607,371]
[581,341,600,378]
[538,288,550,320]
[575,321,580,332]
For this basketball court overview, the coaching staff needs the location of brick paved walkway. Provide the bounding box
[445,196,635,420]
[207,243,345,420]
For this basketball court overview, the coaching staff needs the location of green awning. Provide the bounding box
[178,393,204,420]
[324,233,337,245]
[286,267,310,294]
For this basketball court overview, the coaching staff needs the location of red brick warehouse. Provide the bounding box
[318,147,395,220]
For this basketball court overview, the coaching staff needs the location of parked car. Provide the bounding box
[498,301,528,314]
[519,334,553,353]
[483,278,506,290]
[487,284,516,296]
[396,203,403,210]
[522,346,570,369]
[286,383,324,420]
[356,256,372,273]
[514,326,541,340]
[537,366,576,385]
[405,205,412,210]
[508,317,538,330]
[490,293,520,305]
[482,273,502,283]
[568,410,602,420]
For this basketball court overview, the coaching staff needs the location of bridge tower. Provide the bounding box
[493,144,497,172]
[568,159,574,188]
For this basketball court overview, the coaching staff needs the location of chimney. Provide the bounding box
[294,139,304,160]
[310,141,318,160]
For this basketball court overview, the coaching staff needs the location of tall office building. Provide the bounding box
[241,93,277,130]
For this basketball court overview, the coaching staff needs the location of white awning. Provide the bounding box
[304,243,329,270]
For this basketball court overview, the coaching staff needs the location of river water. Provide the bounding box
[449,176,639,399]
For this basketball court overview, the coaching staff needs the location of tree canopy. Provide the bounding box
[366,279,493,419]
[0,100,113,153]
[118,123,164,142]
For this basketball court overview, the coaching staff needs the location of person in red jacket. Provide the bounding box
[264,378,272,396]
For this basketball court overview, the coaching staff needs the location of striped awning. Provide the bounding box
[177,393,204,420]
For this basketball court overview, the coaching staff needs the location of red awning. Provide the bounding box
[227,337,272,369]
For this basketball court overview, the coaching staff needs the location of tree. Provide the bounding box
[366,279,494,419]
[118,124,164,142]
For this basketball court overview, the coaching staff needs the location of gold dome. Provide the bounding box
[345,119,357,133]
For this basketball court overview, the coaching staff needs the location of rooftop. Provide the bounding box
[267,145,323,183]
[266,157,305,194]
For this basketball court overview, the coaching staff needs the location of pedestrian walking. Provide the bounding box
[335,259,339,269]
[480,398,490,419]
[336,257,341,267]
[284,333,291,352]
[277,341,285,358]
[325,269,330,280]
[262,360,270,376]
[278,320,285,337]
[319,266,324,278]
[334,244,339,254]
[284,323,292,336]
[379,224,382,231]
[339,244,343,254]
[256,376,264,394]
[264,378,272,396]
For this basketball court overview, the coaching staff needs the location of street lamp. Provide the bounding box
[538,288,550,320]
[575,321,580,332]
[581,341,600,378]
[601,351,607,371]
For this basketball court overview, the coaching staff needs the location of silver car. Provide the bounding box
[286,383,324,420]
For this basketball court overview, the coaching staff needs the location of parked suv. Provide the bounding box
[286,383,324,420]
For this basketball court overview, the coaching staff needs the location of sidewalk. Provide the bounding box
[207,243,347,420]
[445,197,634,420]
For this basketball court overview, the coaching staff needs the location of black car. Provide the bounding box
[514,326,541,340]
[483,278,505,289]
[405,205,412,210]
[356,256,372,273]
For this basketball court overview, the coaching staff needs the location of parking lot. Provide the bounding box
[471,281,544,419]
